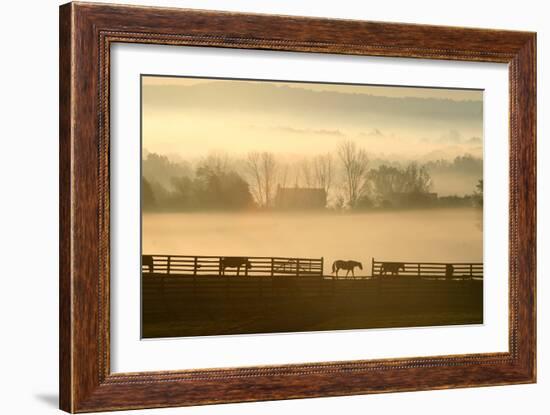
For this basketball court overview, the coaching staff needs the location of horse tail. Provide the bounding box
[331,261,337,273]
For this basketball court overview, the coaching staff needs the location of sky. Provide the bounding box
[142,75,483,162]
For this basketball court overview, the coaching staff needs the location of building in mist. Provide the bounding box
[274,186,327,210]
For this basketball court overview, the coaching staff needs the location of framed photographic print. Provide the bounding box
[139,75,485,339]
[59,2,536,412]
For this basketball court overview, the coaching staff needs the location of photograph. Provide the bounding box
[50,1,538,412]
[141,75,484,338]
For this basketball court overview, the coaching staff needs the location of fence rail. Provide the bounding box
[371,258,483,280]
[142,254,324,277]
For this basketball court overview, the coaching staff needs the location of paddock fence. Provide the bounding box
[371,259,483,280]
[142,254,324,277]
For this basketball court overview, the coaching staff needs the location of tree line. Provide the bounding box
[142,141,482,212]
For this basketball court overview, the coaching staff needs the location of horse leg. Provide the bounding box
[352,268,355,278]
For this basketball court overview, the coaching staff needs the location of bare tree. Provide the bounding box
[262,152,278,207]
[300,159,313,188]
[312,153,333,195]
[367,165,405,200]
[246,152,263,206]
[338,141,369,208]
[278,163,290,189]
[199,151,230,176]
[402,162,432,193]
[246,151,278,208]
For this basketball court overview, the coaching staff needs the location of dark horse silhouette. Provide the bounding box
[220,257,252,276]
[380,262,405,276]
[332,260,363,278]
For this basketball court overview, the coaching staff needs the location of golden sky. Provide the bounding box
[143,76,482,101]
[142,75,483,161]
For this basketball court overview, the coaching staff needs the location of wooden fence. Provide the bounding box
[371,259,483,280]
[142,254,324,277]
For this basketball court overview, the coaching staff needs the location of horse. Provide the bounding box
[380,262,405,276]
[332,260,363,278]
[220,257,252,276]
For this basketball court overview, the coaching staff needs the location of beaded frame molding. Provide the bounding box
[59,2,536,412]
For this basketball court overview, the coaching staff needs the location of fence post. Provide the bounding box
[371,257,375,278]
[271,258,274,277]
[296,259,300,277]
[193,257,197,295]
[167,255,171,276]
[321,257,324,277]
[418,263,421,277]
[470,263,473,279]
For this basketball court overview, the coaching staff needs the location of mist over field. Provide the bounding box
[143,209,482,275]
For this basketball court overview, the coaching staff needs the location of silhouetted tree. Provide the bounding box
[142,152,191,190]
[170,176,197,209]
[145,159,255,211]
[197,168,254,209]
[298,154,333,195]
[473,179,483,207]
[198,152,231,176]
[141,177,156,210]
[300,159,313,188]
[367,165,405,200]
[278,163,291,189]
[312,153,334,195]
[246,152,278,208]
[401,162,432,193]
[338,141,369,208]
[367,163,433,207]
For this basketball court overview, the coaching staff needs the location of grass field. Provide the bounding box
[142,275,483,338]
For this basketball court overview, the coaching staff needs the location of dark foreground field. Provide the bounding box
[142,275,483,338]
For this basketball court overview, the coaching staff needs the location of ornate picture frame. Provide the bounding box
[59,2,536,412]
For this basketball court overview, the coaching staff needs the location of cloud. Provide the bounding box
[420,145,483,162]
[466,136,482,145]
[439,129,462,144]
[359,128,385,138]
[272,126,344,137]
[143,81,483,122]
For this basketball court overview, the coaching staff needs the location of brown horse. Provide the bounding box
[332,260,363,278]
[220,257,252,276]
[380,262,405,276]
